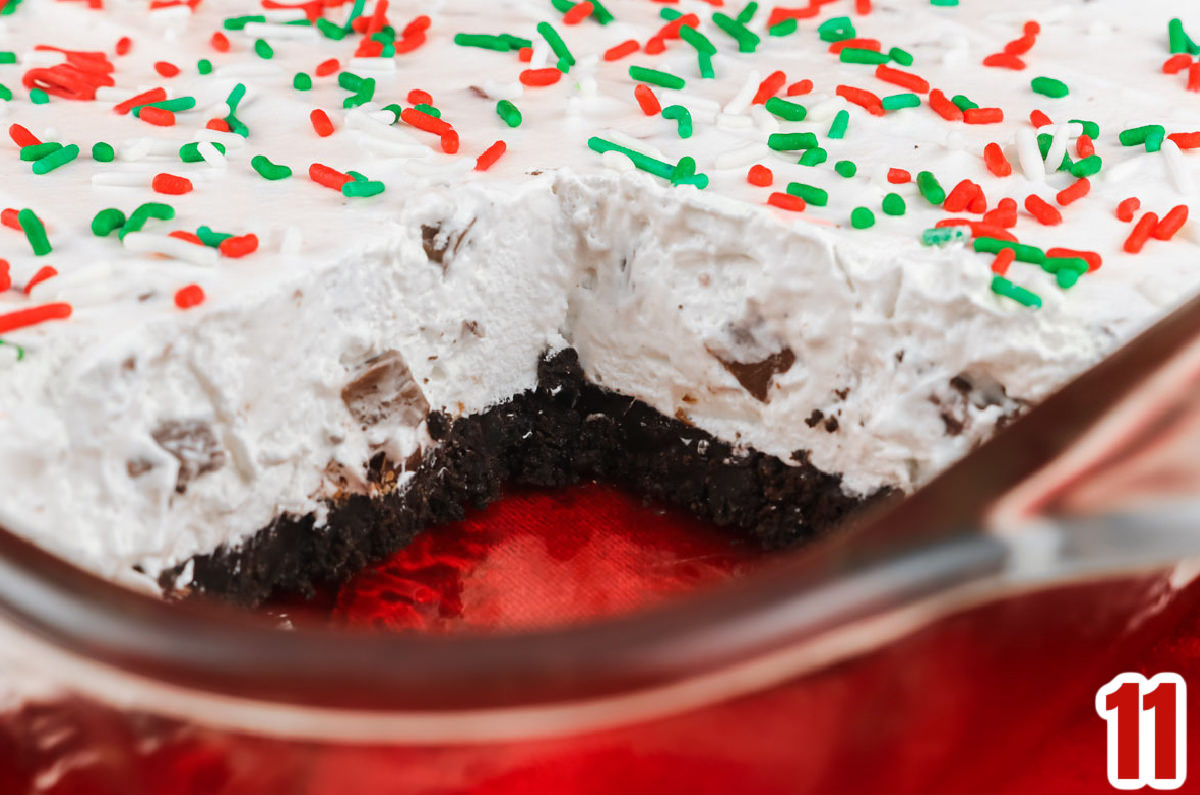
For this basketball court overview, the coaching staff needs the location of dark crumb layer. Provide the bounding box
[167,350,892,606]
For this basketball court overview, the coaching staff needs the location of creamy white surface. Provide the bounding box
[0,0,1197,588]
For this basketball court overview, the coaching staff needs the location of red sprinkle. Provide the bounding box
[309,162,352,190]
[562,1,593,24]
[874,65,929,94]
[211,32,231,52]
[0,303,72,334]
[1125,212,1159,253]
[174,284,205,309]
[23,265,57,295]
[829,38,881,54]
[633,83,661,115]
[113,87,167,115]
[943,180,978,213]
[1164,54,1193,74]
[963,107,1004,125]
[1168,132,1200,149]
[604,39,639,61]
[982,53,1025,70]
[115,36,132,56]
[1025,20,1041,35]
[1154,205,1190,240]
[407,89,432,105]
[747,164,773,187]
[0,209,19,230]
[152,173,192,194]
[983,198,1019,229]
[1076,134,1095,159]
[752,70,787,105]
[887,168,911,184]
[767,6,821,27]
[836,84,884,116]
[1047,247,1102,272]
[310,109,335,137]
[767,192,806,212]
[983,143,1012,177]
[855,0,871,12]
[314,58,340,77]
[1188,63,1200,93]
[1116,197,1142,223]
[1029,109,1052,128]
[517,47,534,62]
[786,79,813,96]
[927,89,963,121]
[1056,178,1091,206]
[991,248,1015,276]
[0,260,9,293]
[154,61,180,78]
[519,68,562,87]
[475,140,507,171]
[1025,194,1062,226]
[169,230,205,246]
[205,118,231,132]
[8,123,40,147]
[219,234,259,258]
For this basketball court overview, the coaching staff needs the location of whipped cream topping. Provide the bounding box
[0,0,1197,588]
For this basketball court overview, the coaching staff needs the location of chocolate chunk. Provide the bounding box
[468,85,490,99]
[805,409,825,428]
[341,350,430,429]
[126,459,154,478]
[421,224,447,266]
[712,348,796,402]
[151,420,225,494]
[824,416,839,433]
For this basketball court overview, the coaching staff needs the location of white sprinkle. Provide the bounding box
[122,234,219,267]
[715,143,768,170]
[577,75,599,99]
[599,150,635,173]
[530,39,552,70]
[1035,122,1084,138]
[716,113,754,131]
[261,8,308,22]
[349,57,397,73]
[1016,128,1044,182]
[1043,124,1072,171]
[671,92,721,115]
[241,22,318,40]
[22,50,63,67]
[195,128,248,149]
[92,170,152,188]
[1162,138,1195,195]
[482,80,523,101]
[604,129,667,160]
[804,98,842,123]
[95,86,134,103]
[196,141,227,168]
[723,70,760,116]
[280,226,303,256]
[750,104,780,134]
[119,137,179,160]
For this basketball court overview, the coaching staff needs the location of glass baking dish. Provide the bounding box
[3,292,1200,795]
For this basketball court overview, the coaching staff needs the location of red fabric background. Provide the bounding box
[306,483,1200,794]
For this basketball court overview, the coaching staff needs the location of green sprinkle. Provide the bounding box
[343,77,376,109]
[628,65,685,89]
[881,93,921,111]
[1168,18,1199,55]
[1031,76,1069,98]
[916,171,945,205]
[196,226,233,247]
[736,1,757,24]
[587,136,708,188]
[223,14,265,30]
[828,109,850,139]
[973,237,1046,265]
[17,209,50,255]
[1070,119,1100,139]
[712,12,760,52]
[840,48,889,65]
[133,97,196,116]
[537,21,575,71]
[91,208,126,237]
[337,71,364,91]
[1119,124,1167,149]
[662,104,693,138]
[798,147,827,167]
[91,142,115,163]
[496,99,522,128]
[414,103,440,118]
[768,18,798,37]
[888,47,914,66]
[0,340,26,361]
[0,52,15,64]
[31,144,78,175]
[197,59,213,75]
[922,226,965,246]
[19,142,61,162]
[254,39,273,59]
[226,83,247,113]
[499,34,534,50]
[785,182,828,206]
[882,193,906,216]
[697,51,715,79]
[817,16,854,43]
[342,0,366,31]
[0,84,10,102]
[0,0,21,15]
[179,141,225,163]
[658,7,681,20]
[679,24,717,55]
[1035,132,1071,171]
[29,87,48,104]
[950,94,978,111]
[342,180,385,197]
[1070,155,1103,178]
[1146,128,1165,152]
[930,0,960,6]
[316,18,348,40]
[768,132,818,151]
[764,96,807,121]
[453,33,511,50]
[1043,256,1089,276]
[293,72,312,91]
[121,202,175,240]
[250,154,292,180]
[991,276,1042,308]
[850,207,875,229]
[589,0,614,24]
[834,160,857,178]
[1056,269,1081,289]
